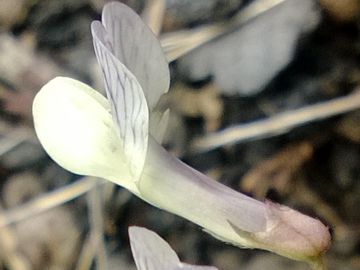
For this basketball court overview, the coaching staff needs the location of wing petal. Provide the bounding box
[129,227,219,270]
[102,2,170,110]
[92,21,148,182]
[129,226,179,270]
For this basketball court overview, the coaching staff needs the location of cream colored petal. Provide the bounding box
[32,77,139,194]
[101,2,170,110]
[92,21,149,182]
[92,2,171,145]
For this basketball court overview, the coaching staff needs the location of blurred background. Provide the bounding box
[0,0,360,269]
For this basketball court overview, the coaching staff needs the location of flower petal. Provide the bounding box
[100,2,170,111]
[92,21,149,182]
[32,77,139,194]
[129,226,218,270]
[129,226,180,270]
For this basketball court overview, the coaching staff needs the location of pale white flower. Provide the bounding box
[32,2,330,267]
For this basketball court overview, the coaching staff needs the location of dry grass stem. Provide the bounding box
[193,89,360,152]
[142,0,166,35]
[87,183,108,270]
[75,235,96,270]
[0,177,99,228]
[0,128,35,157]
[0,205,30,270]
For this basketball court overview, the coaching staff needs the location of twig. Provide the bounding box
[0,177,99,228]
[0,127,35,157]
[142,0,166,35]
[0,205,30,270]
[87,182,108,270]
[192,90,360,152]
[75,235,96,270]
[160,0,287,62]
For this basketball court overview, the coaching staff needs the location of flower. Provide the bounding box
[129,226,217,270]
[32,2,330,267]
